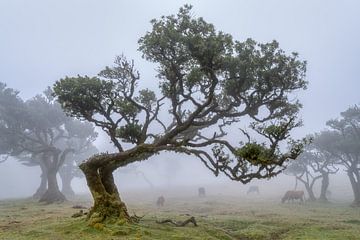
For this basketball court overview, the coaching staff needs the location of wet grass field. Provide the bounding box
[1,193,360,240]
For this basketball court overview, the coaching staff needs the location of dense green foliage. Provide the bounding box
[52,5,309,222]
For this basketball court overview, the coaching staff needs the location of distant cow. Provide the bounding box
[156,196,165,207]
[281,190,304,203]
[247,186,260,194]
[198,187,206,197]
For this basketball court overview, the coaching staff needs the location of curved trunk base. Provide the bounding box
[39,189,66,204]
[33,187,47,200]
[88,195,131,225]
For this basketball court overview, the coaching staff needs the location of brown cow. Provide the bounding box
[156,196,165,207]
[281,190,304,203]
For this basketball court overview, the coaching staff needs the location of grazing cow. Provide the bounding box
[156,196,165,207]
[247,186,260,194]
[281,190,304,203]
[198,187,206,197]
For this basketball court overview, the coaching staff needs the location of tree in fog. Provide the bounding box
[285,140,337,202]
[13,124,98,198]
[17,155,49,199]
[0,83,24,157]
[59,143,98,197]
[310,133,338,202]
[53,5,308,223]
[314,106,360,206]
[0,85,97,203]
[285,151,319,201]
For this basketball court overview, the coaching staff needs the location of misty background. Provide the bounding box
[0,0,359,200]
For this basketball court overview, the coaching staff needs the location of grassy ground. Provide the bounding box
[1,194,360,240]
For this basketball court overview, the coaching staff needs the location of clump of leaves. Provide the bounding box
[116,123,142,144]
[236,143,273,165]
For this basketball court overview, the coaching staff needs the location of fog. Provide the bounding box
[0,0,359,204]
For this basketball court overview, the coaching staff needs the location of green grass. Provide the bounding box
[0,195,360,239]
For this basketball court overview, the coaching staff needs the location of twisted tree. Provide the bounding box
[314,106,360,206]
[0,84,97,203]
[53,5,308,224]
[16,155,49,199]
[285,140,338,202]
[311,134,338,202]
[285,151,320,201]
[59,135,98,197]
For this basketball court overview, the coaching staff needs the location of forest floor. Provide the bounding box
[1,193,360,240]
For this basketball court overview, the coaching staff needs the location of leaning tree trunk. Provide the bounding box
[80,163,131,225]
[305,184,317,201]
[294,176,298,190]
[39,167,66,203]
[318,172,330,202]
[348,169,360,207]
[33,164,48,199]
[59,170,75,198]
[297,176,317,201]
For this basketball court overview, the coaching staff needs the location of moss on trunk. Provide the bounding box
[80,162,131,224]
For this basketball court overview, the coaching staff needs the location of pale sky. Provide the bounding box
[1,0,359,136]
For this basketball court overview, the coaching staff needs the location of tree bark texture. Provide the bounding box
[80,163,130,224]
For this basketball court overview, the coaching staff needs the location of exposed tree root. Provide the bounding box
[72,205,88,209]
[39,190,66,204]
[156,216,198,227]
[32,188,47,200]
[130,213,145,223]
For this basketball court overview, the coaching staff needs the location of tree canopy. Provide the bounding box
[312,105,360,206]
[52,5,308,223]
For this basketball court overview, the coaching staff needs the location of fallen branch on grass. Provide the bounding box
[131,213,145,223]
[156,216,198,227]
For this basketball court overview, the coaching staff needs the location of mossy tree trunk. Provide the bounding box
[39,167,66,203]
[80,163,131,224]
